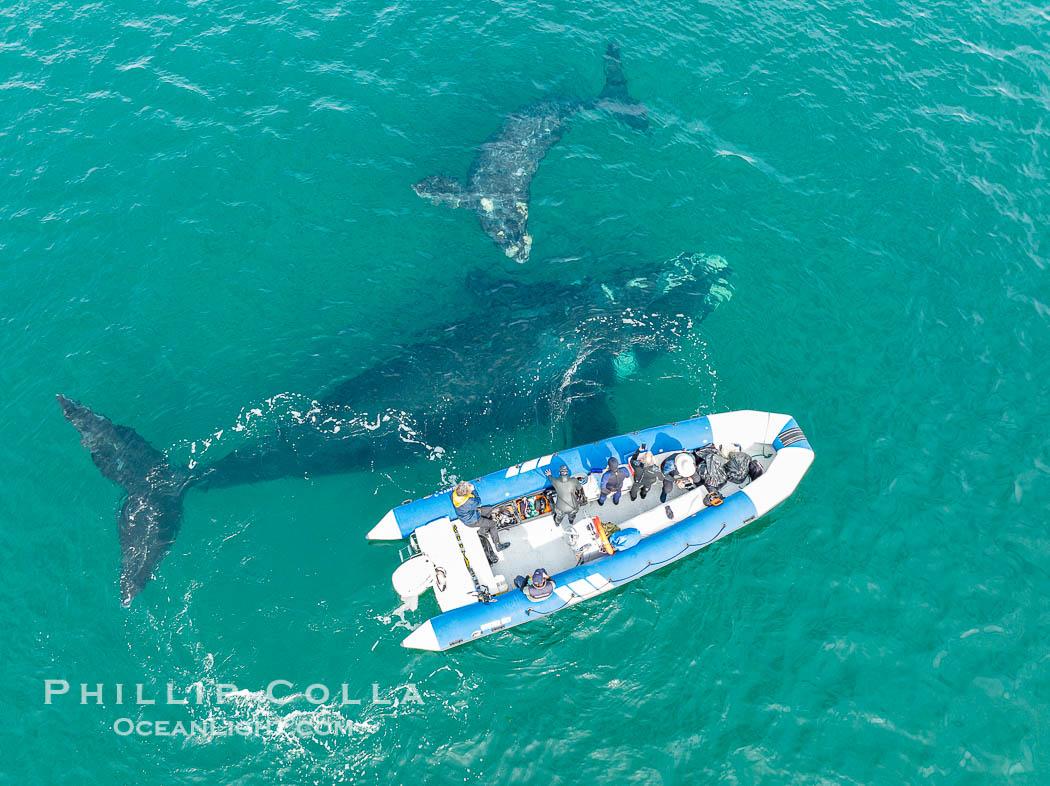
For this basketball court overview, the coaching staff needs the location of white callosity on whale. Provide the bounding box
[372,410,814,651]
[412,43,648,263]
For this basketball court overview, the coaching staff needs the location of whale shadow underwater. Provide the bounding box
[413,43,649,263]
[59,252,731,605]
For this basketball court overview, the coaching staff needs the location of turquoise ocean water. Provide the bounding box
[3,0,1049,781]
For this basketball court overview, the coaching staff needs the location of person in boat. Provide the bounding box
[660,452,704,503]
[514,568,555,600]
[628,444,663,501]
[452,481,509,556]
[545,464,583,527]
[598,457,629,506]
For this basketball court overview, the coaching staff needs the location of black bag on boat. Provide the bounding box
[701,451,728,489]
[748,458,765,481]
[726,451,752,484]
[694,444,718,461]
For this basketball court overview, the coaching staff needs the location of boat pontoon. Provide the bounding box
[368,410,814,651]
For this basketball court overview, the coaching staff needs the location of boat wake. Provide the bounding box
[169,391,450,473]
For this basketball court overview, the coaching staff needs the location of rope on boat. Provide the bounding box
[451,523,492,603]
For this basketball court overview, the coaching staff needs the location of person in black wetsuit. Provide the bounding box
[545,465,583,527]
[598,457,629,506]
[628,444,663,501]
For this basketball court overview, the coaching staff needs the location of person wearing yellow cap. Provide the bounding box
[452,481,508,560]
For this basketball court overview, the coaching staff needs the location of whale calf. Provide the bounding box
[413,43,648,263]
[59,253,730,605]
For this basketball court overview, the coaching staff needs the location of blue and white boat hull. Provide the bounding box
[374,410,814,651]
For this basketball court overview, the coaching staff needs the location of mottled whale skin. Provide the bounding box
[57,395,190,606]
[59,253,729,605]
[413,43,648,263]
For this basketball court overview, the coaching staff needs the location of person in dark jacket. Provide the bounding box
[598,457,628,506]
[452,481,508,555]
[545,465,583,527]
[659,452,704,503]
[514,568,555,600]
[628,444,663,501]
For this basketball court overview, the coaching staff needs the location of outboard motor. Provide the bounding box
[392,557,437,611]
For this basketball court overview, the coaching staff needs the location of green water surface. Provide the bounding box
[3,0,1049,782]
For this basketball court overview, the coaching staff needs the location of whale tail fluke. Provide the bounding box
[412,175,472,209]
[57,394,188,606]
[599,42,649,133]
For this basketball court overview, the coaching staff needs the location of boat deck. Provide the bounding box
[490,445,775,592]
[416,444,776,610]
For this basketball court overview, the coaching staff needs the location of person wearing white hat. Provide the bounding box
[659,451,704,503]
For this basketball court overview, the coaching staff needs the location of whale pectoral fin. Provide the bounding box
[412,175,470,209]
[560,343,622,443]
[600,43,630,101]
[598,42,649,133]
[568,391,618,446]
[464,268,533,300]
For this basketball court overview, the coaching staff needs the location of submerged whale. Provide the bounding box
[59,252,730,605]
[413,43,648,263]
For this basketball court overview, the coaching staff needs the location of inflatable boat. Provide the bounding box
[368,410,814,651]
